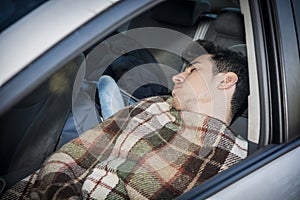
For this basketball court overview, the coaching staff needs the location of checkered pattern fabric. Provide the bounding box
[2,96,247,200]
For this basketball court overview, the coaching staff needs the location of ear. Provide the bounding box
[217,72,238,89]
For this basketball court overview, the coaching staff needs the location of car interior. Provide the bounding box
[0,0,258,194]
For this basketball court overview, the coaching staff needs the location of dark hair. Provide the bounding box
[183,40,249,118]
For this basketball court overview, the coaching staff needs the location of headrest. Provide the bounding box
[215,8,245,39]
[150,0,211,26]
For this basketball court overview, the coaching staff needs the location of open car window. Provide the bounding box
[79,0,256,151]
[0,0,267,198]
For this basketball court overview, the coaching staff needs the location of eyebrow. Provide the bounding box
[191,61,201,65]
[187,61,201,68]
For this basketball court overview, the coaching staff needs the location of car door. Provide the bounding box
[1,0,299,198]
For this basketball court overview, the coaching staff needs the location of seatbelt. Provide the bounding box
[193,20,211,41]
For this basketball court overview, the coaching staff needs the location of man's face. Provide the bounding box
[172,54,219,112]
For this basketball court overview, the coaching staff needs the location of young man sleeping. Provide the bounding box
[2,40,248,200]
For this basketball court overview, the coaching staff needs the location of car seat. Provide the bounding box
[203,8,246,54]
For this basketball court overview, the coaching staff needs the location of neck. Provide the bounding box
[187,95,232,125]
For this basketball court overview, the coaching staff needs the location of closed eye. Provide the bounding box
[190,67,197,72]
[185,65,197,73]
[185,61,201,73]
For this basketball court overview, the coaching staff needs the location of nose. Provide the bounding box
[172,72,186,84]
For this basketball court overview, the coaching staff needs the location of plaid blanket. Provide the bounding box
[2,96,247,200]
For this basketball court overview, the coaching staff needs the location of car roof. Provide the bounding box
[0,0,120,87]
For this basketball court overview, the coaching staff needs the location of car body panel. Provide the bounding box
[208,145,300,200]
[0,0,120,87]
